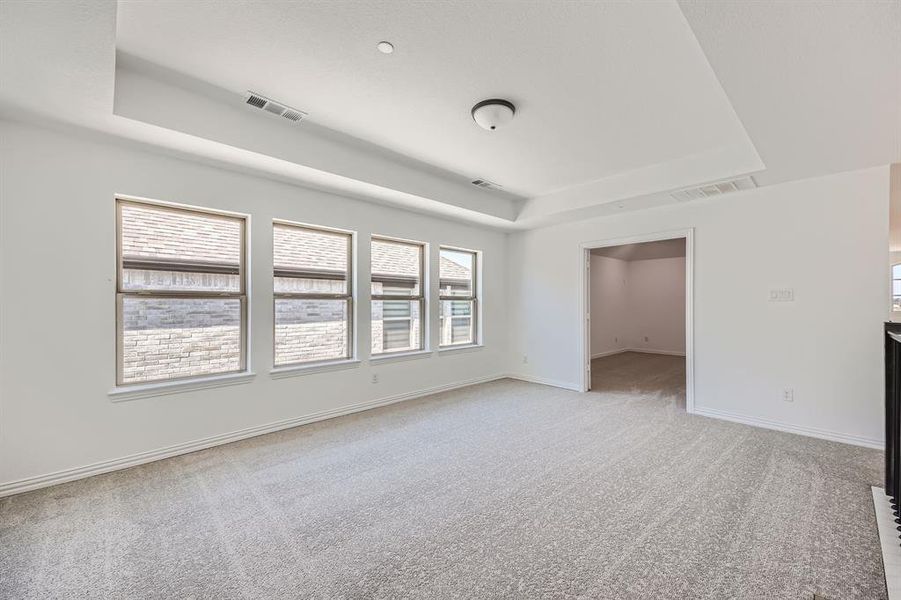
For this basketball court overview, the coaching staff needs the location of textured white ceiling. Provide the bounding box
[1,1,521,229]
[116,0,753,198]
[1,1,898,230]
[679,0,901,187]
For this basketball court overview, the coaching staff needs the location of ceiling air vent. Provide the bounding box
[244,91,307,123]
[471,178,503,191]
[671,176,756,202]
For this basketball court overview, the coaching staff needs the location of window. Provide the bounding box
[273,222,352,366]
[439,247,478,347]
[116,199,247,385]
[894,264,901,312]
[371,237,425,354]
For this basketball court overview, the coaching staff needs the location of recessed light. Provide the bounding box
[377,41,394,54]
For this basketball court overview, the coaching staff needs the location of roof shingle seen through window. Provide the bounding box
[121,203,241,266]
[439,249,474,281]
[369,240,472,281]
[121,205,473,283]
[371,239,421,280]
[274,224,348,274]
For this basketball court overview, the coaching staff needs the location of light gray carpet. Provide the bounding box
[0,357,885,599]
[591,351,687,408]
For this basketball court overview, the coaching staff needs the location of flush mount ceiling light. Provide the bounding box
[377,41,394,54]
[471,99,515,131]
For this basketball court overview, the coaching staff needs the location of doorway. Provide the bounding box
[580,229,694,412]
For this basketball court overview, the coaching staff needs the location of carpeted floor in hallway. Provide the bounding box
[0,361,885,599]
[591,351,686,408]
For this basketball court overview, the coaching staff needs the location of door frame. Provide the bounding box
[579,228,695,413]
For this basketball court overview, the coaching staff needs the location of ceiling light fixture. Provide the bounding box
[377,41,394,54]
[471,99,515,131]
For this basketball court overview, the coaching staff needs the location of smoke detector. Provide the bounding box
[471,99,515,131]
[244,91,307,123]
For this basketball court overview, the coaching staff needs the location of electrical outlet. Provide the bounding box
[614,337,618,343]
[522,355,528,364]
[371,374,378,384]
[783,388,794,402]
[644,336,649,342]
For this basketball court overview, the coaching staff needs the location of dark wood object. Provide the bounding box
[884,323,901,542]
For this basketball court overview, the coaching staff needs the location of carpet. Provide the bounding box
[0,365,885,599]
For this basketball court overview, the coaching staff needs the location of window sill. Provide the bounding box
[369,349,434,364]
[270,359,361,379]
[438,344,484,356]
[109,371,256,402]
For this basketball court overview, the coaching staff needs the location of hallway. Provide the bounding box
[591,351,686,410]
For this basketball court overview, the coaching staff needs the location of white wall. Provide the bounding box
[0,121,509,490]
[589,255,628,357]
[509,166,889,447]
[590,255,685,357]
[0,118,891,493]
[626,257,686,355]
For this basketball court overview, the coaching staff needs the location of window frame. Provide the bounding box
[438,246,479,348]
[893,263,901,312]
[272,220,355,367]
[370,235,426,355]
[115,197,249,387]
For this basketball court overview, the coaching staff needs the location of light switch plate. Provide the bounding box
[769,288,794,302]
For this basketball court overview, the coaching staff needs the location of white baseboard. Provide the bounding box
[505,373,583,392]
[694,406,883,449]
[625,347,686,357]
[590,348,686,359]
[6,375,877,497]
[872,486,901,599]
[0,374,507,498]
